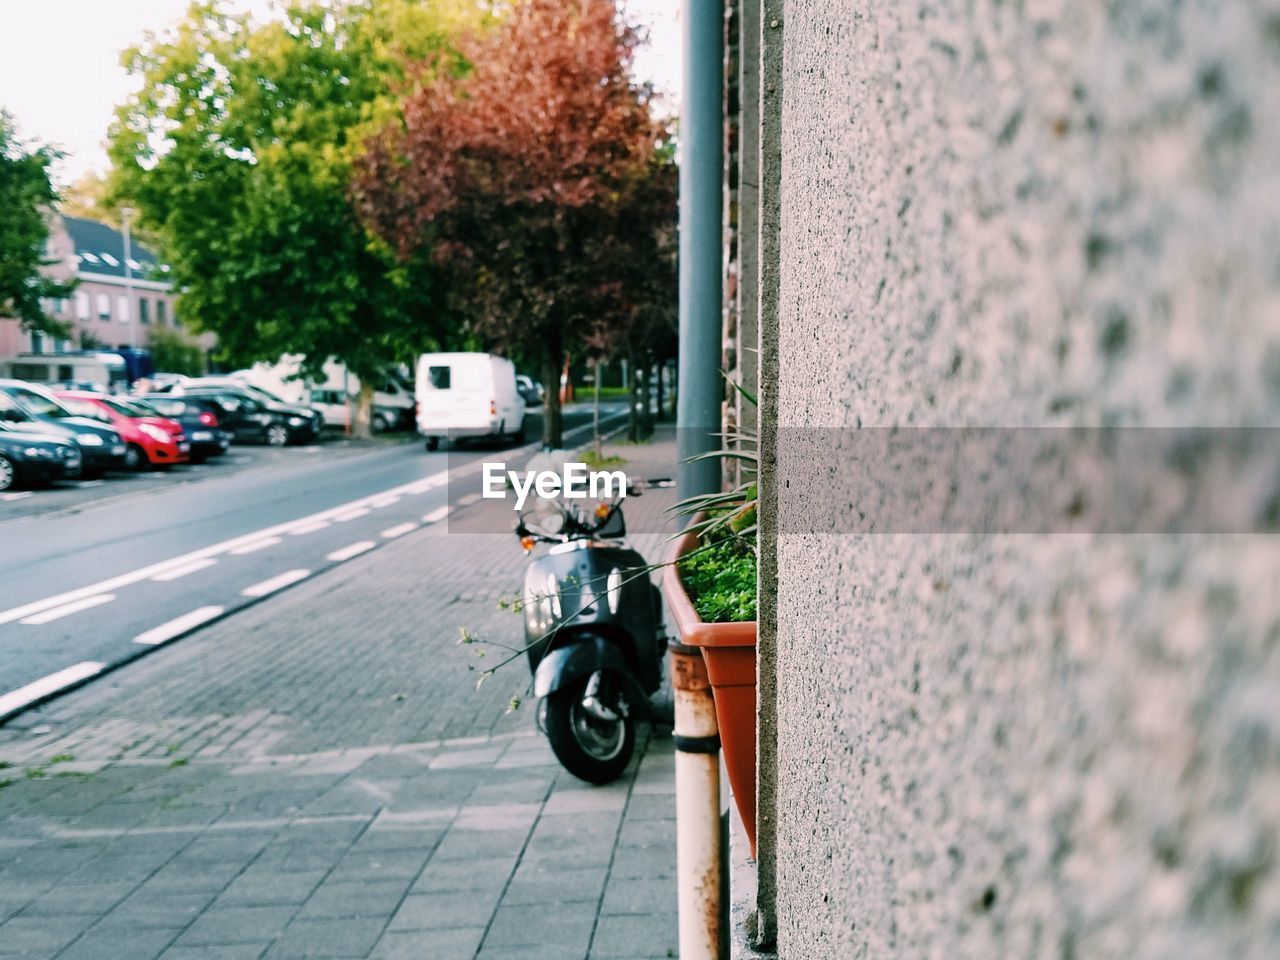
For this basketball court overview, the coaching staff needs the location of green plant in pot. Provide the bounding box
[662,382,759,851]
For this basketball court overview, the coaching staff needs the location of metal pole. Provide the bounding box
[677,0,725,503]
[672,642,722,959]
[121,207,136,351]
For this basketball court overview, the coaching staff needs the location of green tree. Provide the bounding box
[0,111,75,341]
[109,0,483,435]
[146,325,207,377]
[354,0,668,448]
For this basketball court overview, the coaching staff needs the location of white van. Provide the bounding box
[415,352,526,451]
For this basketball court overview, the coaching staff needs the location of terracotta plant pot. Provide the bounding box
[663,524,758,853]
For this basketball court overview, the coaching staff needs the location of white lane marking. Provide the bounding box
[150,558,217,582]
[369,495,400,508]
[0,414,619,627]
[333,507,371,522]
[327,541,376,562]
[230,537,282,555]
[20,594,115,626]
[242,569,311,598]
[133,606,224,646]
[422,506,451,524]
[1,491,33,501]
[74,480,105,489]
[289,520,330,536]
[381,523,417,539]
[0,661,106,717]
[456,493,481,506]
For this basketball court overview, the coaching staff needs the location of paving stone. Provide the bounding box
[176,905,297,946]
[387,892,498,931]
[55,926,177,960]
[96,891,215,929]
[502,865,608,906]
[372,927,486,960]
[326,847,429,882]
[589,912,678,958]
[162,947,272,960]
[214,868,328,907]
[266,917,386,958]
[295,880,411,919]
[410,857,515,894]
[0,915,88,953]
[599,877,677,916]
[482,903,595,952]
[16,881,137,916]
[430,828,529,862]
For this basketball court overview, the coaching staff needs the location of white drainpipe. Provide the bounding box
[672,642,723,958]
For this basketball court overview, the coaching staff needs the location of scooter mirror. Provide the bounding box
[525,509,565,537]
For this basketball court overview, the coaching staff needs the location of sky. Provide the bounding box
[0,0,681,186]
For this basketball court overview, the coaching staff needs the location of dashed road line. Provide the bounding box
[0,661,106,718]
[133,607,225,646]
[327,541,376,562]
[242,569,311,598]
[369,494,401,508]
[455,493,482,507]
[1,491,33,501]
[288,520,330,536]
[422,506,452,524]
[380,523,417,539]
[150,558,217,582]
[333,507,371,522]
[229,537,282,555]
[20,594,115,626]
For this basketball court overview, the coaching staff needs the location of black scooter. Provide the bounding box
[515,493,666,783]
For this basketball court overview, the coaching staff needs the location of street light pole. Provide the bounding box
[121,206,136,351]
[677,0,725,504]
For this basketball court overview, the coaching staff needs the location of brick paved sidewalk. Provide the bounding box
[0,427,681,960]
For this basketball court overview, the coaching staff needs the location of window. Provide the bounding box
[76,292,90,320]
[97,293,111,321]
[29,332,44,354]
[428,366,451,390]
[117,295,130,323]
[156,300,168,326]
[139,298,150,325]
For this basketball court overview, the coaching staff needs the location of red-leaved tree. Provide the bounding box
[353,0,669,447]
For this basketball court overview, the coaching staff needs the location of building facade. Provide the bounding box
[0,213,184,358]
[720,1,1280,957]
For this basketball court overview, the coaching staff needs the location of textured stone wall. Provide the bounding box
[769,1,1280,957]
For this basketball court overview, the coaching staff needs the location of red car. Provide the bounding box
[56,391,190,470]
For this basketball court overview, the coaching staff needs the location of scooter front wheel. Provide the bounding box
[545,679,635,784]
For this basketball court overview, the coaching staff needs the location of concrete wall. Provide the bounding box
[767,1,1280,957]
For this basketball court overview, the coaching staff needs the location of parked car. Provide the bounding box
[515,374,545,407]
[56,392,190,470]
[140,396,232,463]
[0,421,82,490]
[156,388,303,446]
[308,388,404,432]
[154,382,323,445]
[414,353,526,451]
[0,380,127,478]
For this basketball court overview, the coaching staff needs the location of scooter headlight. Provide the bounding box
[606,567,623,614]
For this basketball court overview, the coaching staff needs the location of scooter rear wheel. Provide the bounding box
[545,679,635,784]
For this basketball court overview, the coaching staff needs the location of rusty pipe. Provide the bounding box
[672,641,722,959]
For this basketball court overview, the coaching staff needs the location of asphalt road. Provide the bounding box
[0,404,624,720]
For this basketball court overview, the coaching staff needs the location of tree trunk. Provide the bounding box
[655,358,666,421]
[626,343,639,443]
[541,329,563,449]
[592,359,602,459]
[350,380,376,439]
